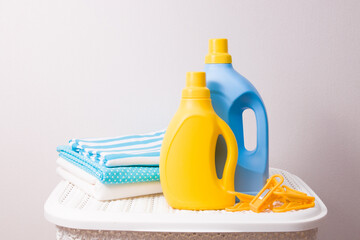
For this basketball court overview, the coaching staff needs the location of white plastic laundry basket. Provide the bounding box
[44,168,327,240]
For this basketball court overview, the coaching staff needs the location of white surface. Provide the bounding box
[1,1,360,239]
[44,168,327,232]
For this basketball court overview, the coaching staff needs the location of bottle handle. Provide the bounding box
[248,99,268,157]
[216,116,238,191]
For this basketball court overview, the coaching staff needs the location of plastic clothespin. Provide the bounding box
[249,174,284,213]
[225,192,254,212]
[272,185,315,212]
[272,200,315,212]
[225,174,315,213]
[274,185,307,196]
[274,186,314,203]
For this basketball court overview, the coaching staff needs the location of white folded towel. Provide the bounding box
[56,158,162,201]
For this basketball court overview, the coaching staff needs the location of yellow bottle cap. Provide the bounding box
[182,72,210,98]
[205,38,232,64]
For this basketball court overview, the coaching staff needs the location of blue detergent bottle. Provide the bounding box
[205,38,269,195]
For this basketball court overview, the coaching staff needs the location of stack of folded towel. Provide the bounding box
[56,130,165,200]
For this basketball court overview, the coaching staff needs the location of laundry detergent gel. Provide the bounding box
[160,72,238,210]
[205,39,269,195]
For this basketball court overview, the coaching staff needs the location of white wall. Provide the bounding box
[1,0,359,239]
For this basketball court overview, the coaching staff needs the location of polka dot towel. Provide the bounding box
[57,146,160,184]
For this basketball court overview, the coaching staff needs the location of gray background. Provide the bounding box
[1,0,359,239]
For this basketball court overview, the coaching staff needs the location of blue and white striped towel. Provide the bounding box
[69,130,166,167]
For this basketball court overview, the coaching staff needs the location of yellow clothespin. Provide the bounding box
[249,175,284,213]
[272,200,315,212]
[272,185,315,212]
[225,192,254,212]
[274,185,308,196]
[225,174,315,213]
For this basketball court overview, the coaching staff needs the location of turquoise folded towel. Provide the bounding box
[69,130,165,167]
[57,146,160,184]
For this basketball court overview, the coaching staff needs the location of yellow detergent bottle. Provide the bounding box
[160,72,239,210]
